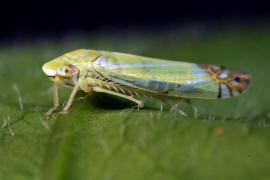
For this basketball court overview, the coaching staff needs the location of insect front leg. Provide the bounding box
[92,87,144,108]
[46,83,59,118]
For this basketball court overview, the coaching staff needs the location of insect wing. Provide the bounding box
[92,52,223,99]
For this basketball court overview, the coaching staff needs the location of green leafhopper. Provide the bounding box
[42,49,251,117]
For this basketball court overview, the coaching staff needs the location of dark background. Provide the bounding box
[1,1,270,41]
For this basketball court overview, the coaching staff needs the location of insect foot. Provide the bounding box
[46,112,51,119]
[46,106,58,119]
[138,102,144,108]
[59,110,69,115]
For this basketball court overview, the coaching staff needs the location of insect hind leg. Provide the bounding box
[92,87,144,108]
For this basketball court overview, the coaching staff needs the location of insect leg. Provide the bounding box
[61,71,87,114]
[46,83,59,118]
[92,87,144,108]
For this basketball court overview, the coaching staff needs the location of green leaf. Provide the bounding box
[1,26,270,180]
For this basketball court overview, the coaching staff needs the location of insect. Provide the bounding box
[42,49,251,117]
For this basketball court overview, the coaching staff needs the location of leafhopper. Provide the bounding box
[42,49,251,117]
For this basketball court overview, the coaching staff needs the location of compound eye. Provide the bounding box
[57,65,78,77]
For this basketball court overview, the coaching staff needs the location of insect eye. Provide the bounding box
[234,77,240,82]
[65,69,69,73]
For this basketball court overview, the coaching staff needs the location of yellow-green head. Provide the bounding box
[42,49,101,86]
[42,61,79,86]
[42,49,88,86]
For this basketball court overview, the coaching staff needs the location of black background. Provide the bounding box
[1,1,269,41]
